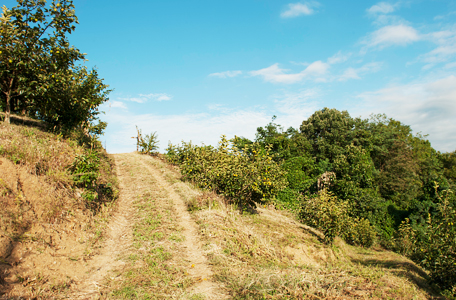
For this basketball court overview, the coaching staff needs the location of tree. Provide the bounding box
[0,0,107,131]
[300,108,372,161]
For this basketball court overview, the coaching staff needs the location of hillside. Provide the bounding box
[0,123,443,299]
[99,153,439,299]
[0,121,117,298]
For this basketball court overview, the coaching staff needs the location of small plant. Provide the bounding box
[70,150,100,189]
[136,126,159,155]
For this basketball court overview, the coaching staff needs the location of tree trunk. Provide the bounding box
[4,78,14,124]
[5,92,11,124]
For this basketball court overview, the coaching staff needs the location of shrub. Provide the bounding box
[396,185,456,295]
[300,189,376,246]
[276,188,304,211]
[136,126,159,155]
[70,150,100,189]
[166,135,287,207]
[344,217,377,248]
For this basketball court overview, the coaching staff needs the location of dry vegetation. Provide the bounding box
[0,121,446,299]
[0,121,117,298]
[148,156,442,300]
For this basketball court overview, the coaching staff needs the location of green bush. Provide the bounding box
[276,188,304,211]
[69,149,116,207]
[299,189,376,246]
[282,155,318,192]
[70,150,99,189]
[396,186,456,295]
[136,126,159,155]
[344,217,377,248]
[166,135,287,207]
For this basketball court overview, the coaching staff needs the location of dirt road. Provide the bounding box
[71,152,225,299]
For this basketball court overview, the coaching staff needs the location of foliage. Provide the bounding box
[395,185,456,295]
[299,189,376,246]
[136,126,159,155]
[440,150,456,186]
[70,150,99,189]
[69,147,115,208]
[0,0,110,133]
[300,108,372,161]
[166,135,287,207]
[281,155,319,192]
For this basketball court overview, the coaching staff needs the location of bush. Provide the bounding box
[299,189,376,246]
[136,126,159,155]
[70,150,99,189]
[166,135,287,207]
[276,188,304,211]
[344,217,377,248]
[69,149,115,208]
[396,185,456,295]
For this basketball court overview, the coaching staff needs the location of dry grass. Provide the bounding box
[102,154,198,299]
[151,156,442,300]
[0,122,118,299]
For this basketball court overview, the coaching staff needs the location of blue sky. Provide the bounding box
[6,0,456,153]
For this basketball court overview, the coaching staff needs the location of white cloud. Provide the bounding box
[327,51,350,64]
[420,30,456,64]
[444,61,456,69]
[338,62,382,81]
[356,75,456,152]
[250,64,302,84]
[101,90,322,154]
[110,101,127,109]
[141,93,172,101]
[363,24,420,50]
[121,93,172,103]
[209,70,242,78]
[281,2,317,18]
[367,2,397,14]
[250,61,329,84]
[339,68,361,81]
[102,109,271,153]
[273,89,320,126]
[434,11,456,21]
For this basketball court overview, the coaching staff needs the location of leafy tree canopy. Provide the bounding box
[0,0,110,133]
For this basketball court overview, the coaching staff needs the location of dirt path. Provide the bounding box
[69,154,136,298]
[70,152,225,299]
[139,154,221,297]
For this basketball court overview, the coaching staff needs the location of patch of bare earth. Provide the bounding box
[0,157,112,299]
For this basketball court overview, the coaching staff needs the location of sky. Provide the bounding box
[5,0,456,153]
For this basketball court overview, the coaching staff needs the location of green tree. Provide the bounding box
[0,0,109,132]
[0,0,82,122]
[300,108,372,161]
[440,150,456,186]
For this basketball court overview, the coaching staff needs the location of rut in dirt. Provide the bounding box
[137,153,224,297]
[70,152,225,299]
